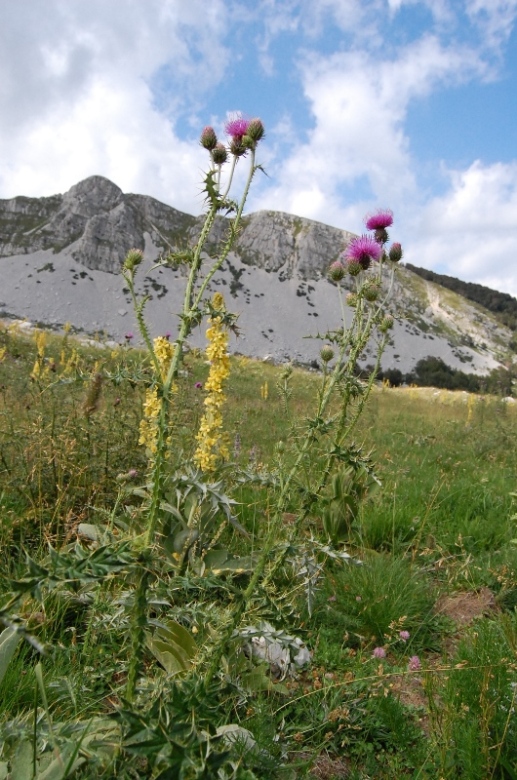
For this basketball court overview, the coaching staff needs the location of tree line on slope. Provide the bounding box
[375,357,515,396]
[405,263,517,338]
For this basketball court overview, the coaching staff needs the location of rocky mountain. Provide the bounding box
[0,175,514,375]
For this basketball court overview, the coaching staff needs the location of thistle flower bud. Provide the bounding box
[389,242,403,263]
[242,134,257,150]
[211,142,228,165]
[124,248,144,272]
[200,126,217,151]
[346,292,358,308]
[363,282,381,302]
[320,345,335,363]
[328,260,346,282]
[247,118,265,142]
[379,314,394,332]
[347,260,363,277]
[374,227,389,245]
[230,138,247,157]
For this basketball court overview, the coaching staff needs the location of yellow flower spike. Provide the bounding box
[139,386,161,454]
[0,347,7,362]
[153,336,173,381]
[34,330,47,357]
[212,292,225,311]
[194,298,231,472]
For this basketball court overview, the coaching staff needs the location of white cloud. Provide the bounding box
[411,160,517,295]
[0,0,230,206]
[466,0,517,49]
[252,33,485,228]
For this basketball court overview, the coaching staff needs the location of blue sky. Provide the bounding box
[1,0,517,295]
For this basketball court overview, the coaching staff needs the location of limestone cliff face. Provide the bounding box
[0,175,514,375]
[0,176,353,279]
[235,211,355,279]
[0,176,196,273]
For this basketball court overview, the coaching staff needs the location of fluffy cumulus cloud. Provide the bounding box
[0,0,230,210]
[414,161,517,295]
[249,0,517,291]
[251,31,485,228]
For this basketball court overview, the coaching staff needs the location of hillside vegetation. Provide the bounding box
[1,322,517,779]
[406,262,517,336]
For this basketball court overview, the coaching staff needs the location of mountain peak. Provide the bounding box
[63,176,123,215]
[0,178,514,377]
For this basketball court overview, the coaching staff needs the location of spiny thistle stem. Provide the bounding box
[192,149,257,311]
[126,563,150,702]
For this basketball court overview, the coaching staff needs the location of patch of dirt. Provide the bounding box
[435,587,499,658]
[309,753,350,779]
[435,587,497,627]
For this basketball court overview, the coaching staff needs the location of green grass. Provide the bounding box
[1,322,517,778]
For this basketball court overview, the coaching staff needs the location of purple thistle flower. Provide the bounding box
[125,332,134,341]
[365,209,393,231]
[408,655,421,671]
[345,236,382,270]
[399,630,410,642]
[372,647,386,659]
[194,382,203,389]
[225,115,250,139]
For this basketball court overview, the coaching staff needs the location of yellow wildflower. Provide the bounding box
[30,330,49,380]
[194,296,231,472]
[138,339,177,458]
[139,386,161,454]
[153,336,173,381]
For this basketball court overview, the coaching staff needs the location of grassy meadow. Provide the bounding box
[1,320,517,779]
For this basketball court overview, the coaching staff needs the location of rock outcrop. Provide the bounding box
[0,175,514,375]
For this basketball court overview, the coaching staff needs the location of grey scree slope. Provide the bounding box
[0,176,507,374]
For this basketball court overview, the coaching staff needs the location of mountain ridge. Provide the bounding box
[0,175,514,376]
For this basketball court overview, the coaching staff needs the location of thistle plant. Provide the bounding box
[203,208,403,681]
[122,114,264,699]
[121,111,403,707]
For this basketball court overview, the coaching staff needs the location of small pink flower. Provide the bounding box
[365,209,393,231]
[408,655,421,671]
[164,332,172,340]
[194,382,203,389]
[372,647,386,659]
[399,630,410,642]
[125,332,134,341]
